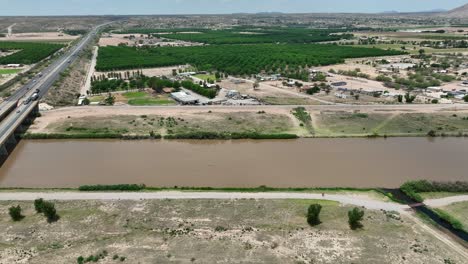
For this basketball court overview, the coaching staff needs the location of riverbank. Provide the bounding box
[27,105,468,139]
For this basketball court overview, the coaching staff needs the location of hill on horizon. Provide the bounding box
[444,3,468,17]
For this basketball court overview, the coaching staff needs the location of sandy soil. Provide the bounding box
[98,34,135,46]
[94,65,188,76]
[0,32,78,41]
[0,198,466,263]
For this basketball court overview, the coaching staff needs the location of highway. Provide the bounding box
[0,23,110,144]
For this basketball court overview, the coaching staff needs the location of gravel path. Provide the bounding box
[0,191,409,212]
[425,195,468,207]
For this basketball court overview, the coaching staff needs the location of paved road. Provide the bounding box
[425,195,468,207]
[0,191,409,211]
[0,23,110,142]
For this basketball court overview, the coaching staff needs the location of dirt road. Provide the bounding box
[425,195,468,207]
[0,191,407,211]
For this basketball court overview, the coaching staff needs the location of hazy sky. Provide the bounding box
[0,0,466,16]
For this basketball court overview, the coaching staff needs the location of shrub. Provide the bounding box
[42,201,59,223]
[348,207,365,230]
[307,204,322,226]
[9,205,24,221]
[79,184,146,191]
[34,198,45,213]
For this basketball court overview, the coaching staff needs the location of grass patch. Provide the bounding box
[122,91,147,99]
[128,98,175,106]
[292,107,314,134]
[193,74,216,81]
[433,208,465,231]
[0,68,22,74]
[438,202,468,232]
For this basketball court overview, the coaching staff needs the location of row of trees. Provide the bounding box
[307,204,365,230]
[9,198,59,223]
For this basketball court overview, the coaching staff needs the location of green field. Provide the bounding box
[0,41,63,65]
[96,44,404,76]
[123,91,176,106]
[0,68,21,74]
[121,27,353,44]
[193,74,216,81]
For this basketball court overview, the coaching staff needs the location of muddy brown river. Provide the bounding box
[0,138,467,188]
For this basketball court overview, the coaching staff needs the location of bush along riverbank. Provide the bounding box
[400,180,468,203]
[20,132,298,140]
[399,180,468,234]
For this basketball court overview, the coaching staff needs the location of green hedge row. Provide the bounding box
[164,132,298,140]
[400,180,468,202]
[433,208,465,231]
[79,184,146,191]
[20,133,162,140]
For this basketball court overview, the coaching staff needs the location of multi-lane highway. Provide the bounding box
[0,23,109,146]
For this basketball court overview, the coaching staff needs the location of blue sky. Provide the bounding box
[0,0,466,16]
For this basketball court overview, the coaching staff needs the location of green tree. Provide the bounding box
[9,205,24,221]
[464,95,468,102]
[82,98,90,105]
[404,93,416,103]
[307,204,322,226]
[104,94,115,105]
[34,198,44,213]
[42,201,59,223]
[348,207,365,230]
[397,94,403,103]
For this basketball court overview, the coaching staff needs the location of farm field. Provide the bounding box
[123,91,175,106]
[95,44,405,75]
[0,41,63,65]
[0,199,465,263]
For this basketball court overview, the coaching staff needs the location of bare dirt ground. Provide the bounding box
[29,107,299,135]
[0,198,465,264]
[0,32,78,42]
[94,65,188,77]
[98,33,135,46]
[220,79,326,105]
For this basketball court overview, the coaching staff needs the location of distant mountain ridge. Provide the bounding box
[445,3,468,17]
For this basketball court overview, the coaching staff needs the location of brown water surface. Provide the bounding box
[0,138,467,188]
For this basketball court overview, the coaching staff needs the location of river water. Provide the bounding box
[0,138,467,188]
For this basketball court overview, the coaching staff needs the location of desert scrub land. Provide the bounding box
[43,43,94,106]
[0,199,464,264]
[313,112,468,137]
[37,111,296,137]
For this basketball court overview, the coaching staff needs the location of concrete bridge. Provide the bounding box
[0,101,38,158]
